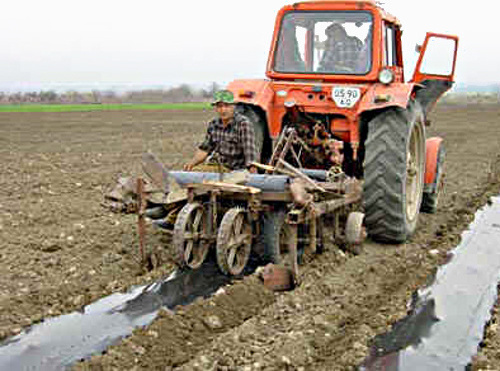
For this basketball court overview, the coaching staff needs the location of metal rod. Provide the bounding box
[278,159,327,193]
[308,213,317,254]
[210,191,218,238]
[136,177,146,263]
[313,192,361,217]
[288,223,299,286]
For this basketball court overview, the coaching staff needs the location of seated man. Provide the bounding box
[318,23,362,73]
[152,90,259,230]
[355,25,372,73]
[184,89,258,173]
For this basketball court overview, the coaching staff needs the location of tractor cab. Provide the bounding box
[267,1,404,84]
[266,1,458,112]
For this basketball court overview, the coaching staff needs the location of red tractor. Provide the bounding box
[227,0,458,243]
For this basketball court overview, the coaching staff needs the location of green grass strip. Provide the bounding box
[0,102,211,113]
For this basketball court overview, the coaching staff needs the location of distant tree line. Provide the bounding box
[0,82,221,104]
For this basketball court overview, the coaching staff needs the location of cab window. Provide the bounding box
[273,11,373,75]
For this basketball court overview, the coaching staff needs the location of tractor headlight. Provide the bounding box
[378,68,394,85]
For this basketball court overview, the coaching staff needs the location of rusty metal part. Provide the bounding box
[286,208,304,225]
[327,139,344,166]
[351,141,359,161]
[278,159,327,193]
[334,211,342,244]
[187,187,195,203]
[102,199,137,214]
[287,223,300,285]
[248,194,263,238]
[316,217,325,253]
[210,191,218,240]
[314,181,345,194]
[136,177,147,263]
[144,206,167,219]
[307,210,317,255]
[290,178,314,207]
[260,264,295,291]
[251,161,296,178]
[313,188,361,217]
[200,180,261,194]
[141,152,170,193]
[216,208,252,276]
[327,166,346,184]
[173,202,211,269]
[104,174,169,214]
[268,128,303,170]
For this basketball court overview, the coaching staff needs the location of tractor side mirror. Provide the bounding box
[415,44,422,53]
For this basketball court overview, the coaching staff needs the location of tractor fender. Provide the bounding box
[359,82,420,113]
[227,79,274,123]
[424,137,444,190]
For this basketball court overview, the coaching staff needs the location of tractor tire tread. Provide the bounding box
[363,101,425,243]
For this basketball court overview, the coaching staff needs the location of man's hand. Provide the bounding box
[184,149,209,171]
[183,162,195,171]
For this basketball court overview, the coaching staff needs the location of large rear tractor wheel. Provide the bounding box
[363,101,426,243]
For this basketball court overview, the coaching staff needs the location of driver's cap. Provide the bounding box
[212,90,235,105]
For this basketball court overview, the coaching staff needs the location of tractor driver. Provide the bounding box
[184,90,258,173]
[318,22,362,73]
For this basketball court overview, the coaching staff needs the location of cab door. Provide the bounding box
[411,33,459,113]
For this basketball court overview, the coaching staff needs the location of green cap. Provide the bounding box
[212,90,235,105]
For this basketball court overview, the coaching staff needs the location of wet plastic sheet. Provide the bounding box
[362,197,500,370]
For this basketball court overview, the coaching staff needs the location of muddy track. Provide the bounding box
[1,104,500,370]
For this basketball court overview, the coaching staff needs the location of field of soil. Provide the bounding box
[1,103,500,370]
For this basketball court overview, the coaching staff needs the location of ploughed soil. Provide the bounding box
[1,103,500,370]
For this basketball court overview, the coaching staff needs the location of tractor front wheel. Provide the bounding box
[363,101,426,243]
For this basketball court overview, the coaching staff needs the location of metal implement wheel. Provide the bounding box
[363,101,426,243]
[216,207,252,276]
[345,212,366,254]
[173,202,210,269]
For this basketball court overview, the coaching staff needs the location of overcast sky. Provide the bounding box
[0,0,497,90]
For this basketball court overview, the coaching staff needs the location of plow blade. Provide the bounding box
[142,152,170,193]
